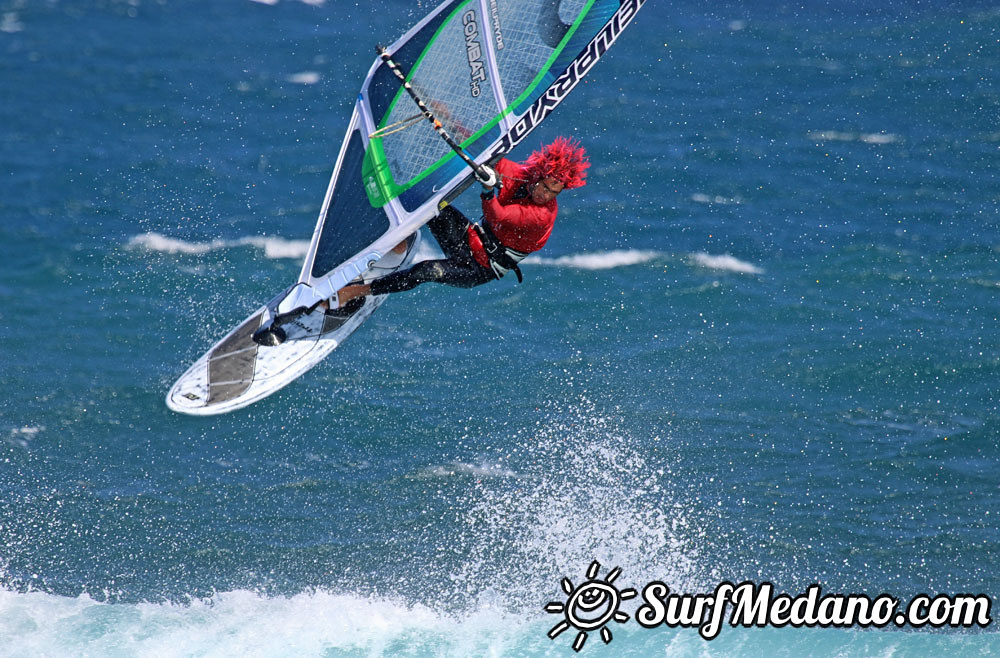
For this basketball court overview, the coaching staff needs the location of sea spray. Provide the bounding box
[441,397,713,614]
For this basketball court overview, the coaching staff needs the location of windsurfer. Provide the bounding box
[326,136,589,313]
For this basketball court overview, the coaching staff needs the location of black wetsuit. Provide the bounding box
[369,205,495,295]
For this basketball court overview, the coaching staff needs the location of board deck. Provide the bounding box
[166,233,420,415]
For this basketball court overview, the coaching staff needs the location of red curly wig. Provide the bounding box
[522,136,590,189]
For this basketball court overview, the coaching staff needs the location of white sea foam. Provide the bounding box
[0,588,532,657]
[128,233,220,255]
[1,585,983,656]
[971,278,1000,290]
[5,426,42,449]
[286,71,321,85]
[858,133,899,144]
[690,252,764,274]
[240,236,311,260]
[691,192,741,205]
[1,12,24,33]
[128,233,309,260]
[807,130,900,144]
[523,250,661,270]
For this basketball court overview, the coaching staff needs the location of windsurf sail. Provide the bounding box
[270,0,646,318]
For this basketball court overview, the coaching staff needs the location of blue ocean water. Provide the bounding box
[2,0,999,655]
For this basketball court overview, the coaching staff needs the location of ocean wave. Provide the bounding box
[2,586,991,656]
[970,278,1000,290]
[128,233,309,260]
[0,588,531,657]
[807,130,901,144]
[690,252,764,274]
[523,250,661,270]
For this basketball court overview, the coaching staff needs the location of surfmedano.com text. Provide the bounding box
[635,581,992,640]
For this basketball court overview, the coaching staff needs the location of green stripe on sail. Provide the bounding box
[361,138,393,208]
[365,0,597,207]
[375,0,476,133]
[503,0,597,115]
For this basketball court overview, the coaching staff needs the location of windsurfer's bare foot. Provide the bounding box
[391,240,408,255]
[337,284,371,306]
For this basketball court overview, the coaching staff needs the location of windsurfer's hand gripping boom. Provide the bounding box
[476,164,499,192]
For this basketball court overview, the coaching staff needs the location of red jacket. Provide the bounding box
[466,158,557,270]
